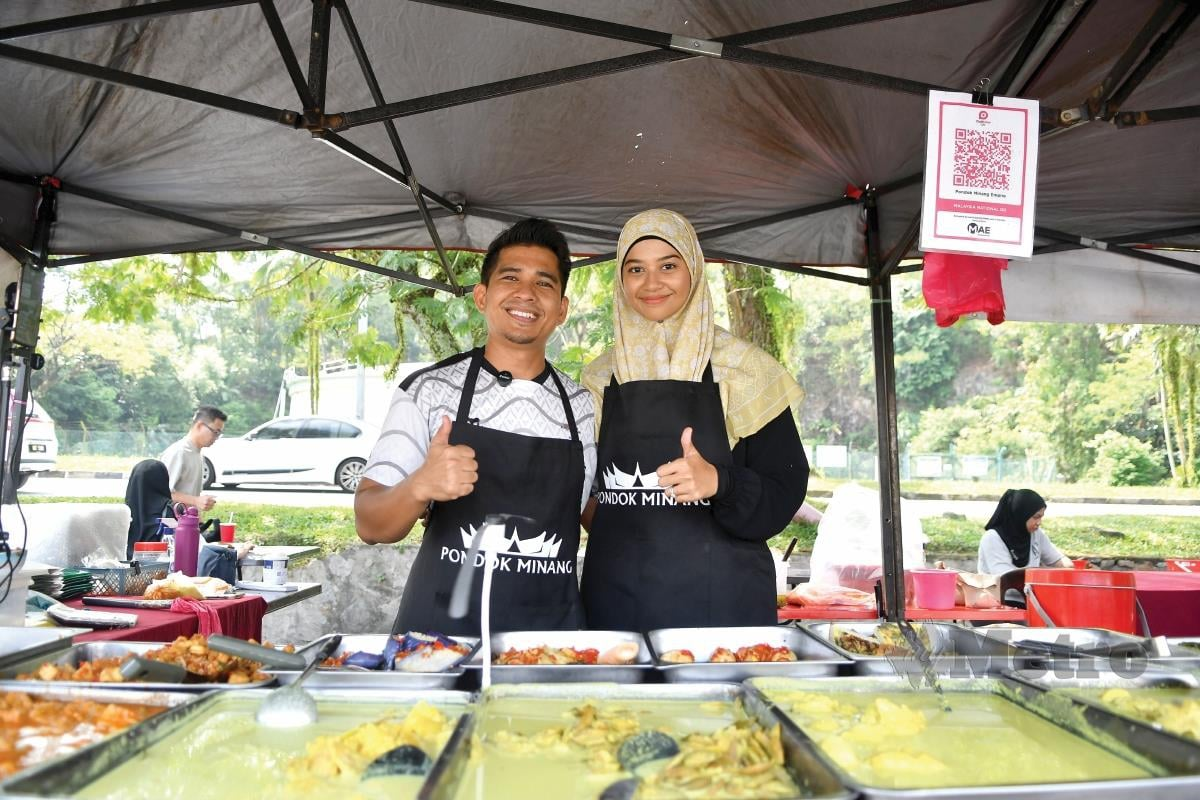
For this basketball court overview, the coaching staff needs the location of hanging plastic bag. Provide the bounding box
[808,483,926,589]
[921,251,1008,327]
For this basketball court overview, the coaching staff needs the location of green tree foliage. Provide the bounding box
[1086,430,1167,486]
[1019,325,1109,480]
[1150,325,1199,486]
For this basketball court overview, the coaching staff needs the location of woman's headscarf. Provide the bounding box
[984,488,1047,568]
[125,459,174,558]
[582,208,804,445]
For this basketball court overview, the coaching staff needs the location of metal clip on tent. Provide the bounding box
[971,77,994,106]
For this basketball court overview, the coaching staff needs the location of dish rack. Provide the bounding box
[78,563,168,596]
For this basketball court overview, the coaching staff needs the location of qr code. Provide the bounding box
[952,129,1012,190]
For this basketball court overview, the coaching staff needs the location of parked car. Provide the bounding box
[14,399,59,488]
[202,415,379,492]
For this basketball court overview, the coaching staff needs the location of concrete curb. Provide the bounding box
[40,470,125,480]
[806,489,1200,507]
[32,474,1200,507]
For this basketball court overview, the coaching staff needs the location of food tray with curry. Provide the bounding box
[424,682,853,800]
[647,625,851,682]
[0,636,275,691]
[1007,665,1200,749]
[0,688,473,800]
[1146,638,1200,671]
[469,629,652,683]
[267,633,478,690]
[0,683,194,786]
[748,674,1200,798]
[800,621,1029,677]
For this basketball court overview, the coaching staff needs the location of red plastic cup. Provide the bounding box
[219,522,236,543]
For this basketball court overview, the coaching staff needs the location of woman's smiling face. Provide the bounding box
[621,237,692,322]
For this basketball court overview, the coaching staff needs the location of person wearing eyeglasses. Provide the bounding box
[160,405,226,512]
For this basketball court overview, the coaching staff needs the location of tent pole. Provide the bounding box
[1103,2,1197,117]
[336,2,459,291]
[258,0,316,108]
[865,191,906,621]
[0,0,253,42]
[1035,226,1200,277]
[1034,222,1200,255]
[306,0,332,117]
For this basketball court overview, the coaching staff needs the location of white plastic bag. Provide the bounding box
[808,483,926,588]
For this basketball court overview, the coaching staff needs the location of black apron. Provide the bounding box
[582,364,776,632]
[392,349,586,637]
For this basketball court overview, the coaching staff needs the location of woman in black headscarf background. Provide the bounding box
[125,459,174,558]
[977,488,1073,573]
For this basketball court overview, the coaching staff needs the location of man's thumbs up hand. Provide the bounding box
[412,415,478,502]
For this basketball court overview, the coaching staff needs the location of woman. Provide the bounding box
[581,208,808,632]
[124,459,174,558]
[977,488,1073,573]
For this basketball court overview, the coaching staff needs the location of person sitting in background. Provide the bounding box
[160,405,225,512]
[124,459,173,558]
[977,488,1073,574]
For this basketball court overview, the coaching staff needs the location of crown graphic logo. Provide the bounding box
[458,522,561,558]
[601,462,662,491]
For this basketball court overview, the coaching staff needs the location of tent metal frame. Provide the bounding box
[1,0,1197,618]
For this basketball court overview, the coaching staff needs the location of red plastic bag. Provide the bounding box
[921,251,1008,327]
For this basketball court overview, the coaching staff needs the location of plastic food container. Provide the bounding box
[907,568,957,609]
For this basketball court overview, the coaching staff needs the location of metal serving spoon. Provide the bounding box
[254,634,342,728]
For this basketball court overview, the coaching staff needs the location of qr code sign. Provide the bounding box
[952,129,1012,190]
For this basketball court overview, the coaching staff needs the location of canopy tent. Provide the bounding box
[1,0,1197,615]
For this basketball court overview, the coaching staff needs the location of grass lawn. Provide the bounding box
[22,495,1200,561]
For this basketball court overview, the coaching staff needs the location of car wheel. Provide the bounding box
[16,472,31,489]
[336,458,366,492]
[202,458,215,489]
[220,483,240,489]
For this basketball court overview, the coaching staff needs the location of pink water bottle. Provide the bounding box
[173,506,200,577]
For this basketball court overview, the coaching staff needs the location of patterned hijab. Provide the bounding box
[984,488,1046,569]
[582,209,804,445]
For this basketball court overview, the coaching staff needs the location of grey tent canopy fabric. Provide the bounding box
[1,0,1197,279]
[2,0,1197,617]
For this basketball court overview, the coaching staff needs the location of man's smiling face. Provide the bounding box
[474,244,569,349]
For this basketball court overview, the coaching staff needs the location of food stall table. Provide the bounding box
[778,604,1026,623]
[65,594,268,643]
[1133,570,1200,636]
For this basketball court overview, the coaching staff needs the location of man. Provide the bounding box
[356,218,596,636]
[160,405,226,512]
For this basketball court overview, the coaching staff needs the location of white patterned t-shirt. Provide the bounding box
[363,351,596,511]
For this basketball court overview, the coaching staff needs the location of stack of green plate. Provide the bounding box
[30,568,94,600]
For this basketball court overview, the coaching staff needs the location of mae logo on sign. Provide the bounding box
[967,222,991,236]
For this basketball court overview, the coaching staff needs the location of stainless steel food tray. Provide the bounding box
[1007,664,1200,747]
[268,633,477,689]
[801,620,1030,676]
[647,625,852,682]
[469,629,652,683]
[1149,638,1200,670]
[748,674,1200,799]
[424,682,853,800]
[978,625,1153,671]
[0,626,85,671]
[0,688,474,800]
[0,681,197,789]
[0,640,276,691]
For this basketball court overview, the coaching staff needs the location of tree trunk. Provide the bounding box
[1160,377,1178,479]
[723,263,781,359]
[394,288,461,360]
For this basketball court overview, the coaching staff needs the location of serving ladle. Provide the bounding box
[209,633,342,727]
[447,513,536,689]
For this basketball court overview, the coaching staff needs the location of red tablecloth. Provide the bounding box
[778,604,1026,622]
[66,595,268,643]
[1134,570,1200,637]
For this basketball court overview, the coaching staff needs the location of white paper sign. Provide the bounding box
[920,90,1039,259]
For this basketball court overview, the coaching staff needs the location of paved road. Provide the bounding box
[18,476,355,509]
[18,476,1200,520]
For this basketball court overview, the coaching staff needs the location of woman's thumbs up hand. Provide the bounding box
[656,426,718,503]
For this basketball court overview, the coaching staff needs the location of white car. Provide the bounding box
[14,399,59,487]
[203,416,379,492]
